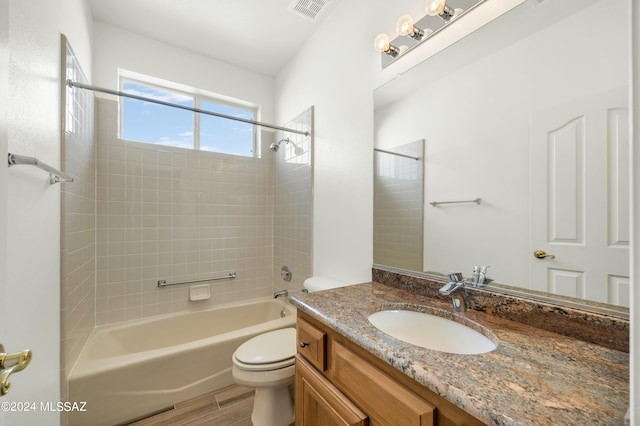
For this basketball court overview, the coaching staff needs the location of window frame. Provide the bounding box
[118,75,260,157]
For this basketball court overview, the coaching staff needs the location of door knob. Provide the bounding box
[0,344,32,396]
[533,250,555,259]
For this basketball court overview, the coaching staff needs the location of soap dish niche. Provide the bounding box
[190,284,211,301]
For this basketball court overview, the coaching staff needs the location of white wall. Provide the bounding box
[274,0,377,284]
[4,0,92,424]
[0,0,7,420]
[374,0,628,287]
[92,22,275,123]
[631,0,639,422]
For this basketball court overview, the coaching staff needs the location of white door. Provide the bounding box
[530,87,630,306]
[1,0,8,422]
[1,1,61,423]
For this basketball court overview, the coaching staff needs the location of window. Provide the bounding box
[120,77,258,157]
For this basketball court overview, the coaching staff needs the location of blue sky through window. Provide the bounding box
[121,80,255,156]
[122,82,194,149]
[200,100,254,156]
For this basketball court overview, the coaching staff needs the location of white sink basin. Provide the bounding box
[368,310,497,355]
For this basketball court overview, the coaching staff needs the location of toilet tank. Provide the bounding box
[303,276,349,292]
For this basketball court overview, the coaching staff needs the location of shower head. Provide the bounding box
[269,139,285,152]
[270,137,303,155]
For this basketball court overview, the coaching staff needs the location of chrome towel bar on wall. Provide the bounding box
[7,153,74,184]
[429,197,481,207]
[158,272,237,288]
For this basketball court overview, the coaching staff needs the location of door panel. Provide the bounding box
[607,107,630,247]
[546,116,584,244]
[548,268,584,299]
[530,87,630,305]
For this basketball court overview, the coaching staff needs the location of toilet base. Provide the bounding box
[251,385,294,426]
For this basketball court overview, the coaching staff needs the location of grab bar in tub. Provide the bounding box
[158,272,237,288]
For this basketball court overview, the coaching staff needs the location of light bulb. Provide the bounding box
[425,0,446,16]
[425,0,455,21]
[373,33,391,53]
[395,14,426,40]
[373,33,400,57]
[396,15,415,37]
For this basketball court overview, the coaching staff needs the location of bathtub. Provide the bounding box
[68,297,296,426]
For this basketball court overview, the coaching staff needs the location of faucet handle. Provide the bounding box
[445,272,464,282]
[439,282,456,294]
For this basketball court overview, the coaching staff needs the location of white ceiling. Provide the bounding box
[87,0,339,77]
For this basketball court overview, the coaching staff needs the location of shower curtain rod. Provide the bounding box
[67,80,310,137]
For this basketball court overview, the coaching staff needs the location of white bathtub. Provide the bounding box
[68,297,296,426]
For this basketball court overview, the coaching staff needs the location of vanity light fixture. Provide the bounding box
[396,15,430,41]
[425,0,456,21]
[374,0,486,68]
[374,33,400,57]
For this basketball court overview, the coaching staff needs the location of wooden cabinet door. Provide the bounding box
[295,355,368,426]
[297,317,327,371]
[330,341,435,426]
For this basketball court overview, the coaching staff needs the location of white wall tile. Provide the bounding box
[93,98,281,323]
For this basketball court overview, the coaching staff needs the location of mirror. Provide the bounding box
[373,0,630,310]
[374,140,425,271]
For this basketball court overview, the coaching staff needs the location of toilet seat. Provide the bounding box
[233,328,296,372]
[233,356,294,371]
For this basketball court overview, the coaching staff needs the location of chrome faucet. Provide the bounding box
[439,272,466,312]
[439,272,465,295]
[273,289,289,299]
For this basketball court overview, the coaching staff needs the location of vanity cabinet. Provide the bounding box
[297,316,327,371]
[296,355,369,426]
[295,311,485,426]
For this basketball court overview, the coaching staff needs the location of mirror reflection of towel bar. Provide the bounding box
[430,198,481,207]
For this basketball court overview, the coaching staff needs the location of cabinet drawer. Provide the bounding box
[295,355,369,426]
[330,341,435,426]
[297,317,327,371]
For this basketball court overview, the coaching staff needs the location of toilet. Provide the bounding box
[232,328,296,426]
[231,276,349,426]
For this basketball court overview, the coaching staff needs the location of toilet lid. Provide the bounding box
[234,328,296,365]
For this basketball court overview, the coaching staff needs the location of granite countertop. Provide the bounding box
[290,282,629,426]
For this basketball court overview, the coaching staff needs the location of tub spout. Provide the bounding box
[273,289,288,299]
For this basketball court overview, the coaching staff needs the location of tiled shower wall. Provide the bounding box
[373,140,424,271]
[95,98,276,325]
[273,108,313,293]
[60,38,96,402]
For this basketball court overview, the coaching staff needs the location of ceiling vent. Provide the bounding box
[287,0,332,22]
